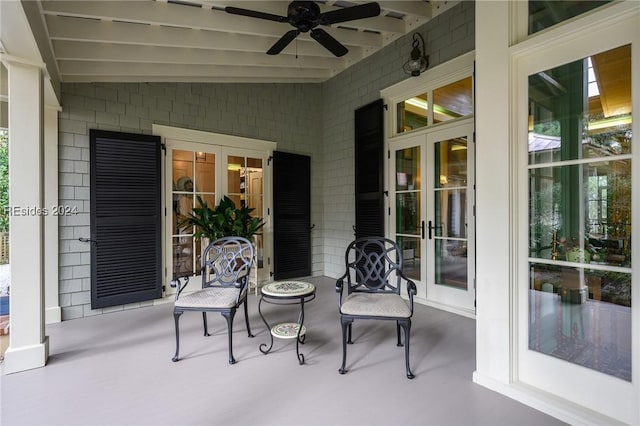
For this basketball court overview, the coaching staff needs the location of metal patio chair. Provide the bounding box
[171,236,254,364]
[336,236,417,379]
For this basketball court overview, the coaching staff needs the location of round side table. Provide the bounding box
[258,281,316,364]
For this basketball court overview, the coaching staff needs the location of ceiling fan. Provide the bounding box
[225,1,381,57]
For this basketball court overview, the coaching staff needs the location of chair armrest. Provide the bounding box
[171,276,191,301]
[398,271,417,314]
[336,272,348,309]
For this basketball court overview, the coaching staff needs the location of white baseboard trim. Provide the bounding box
[414,297,476,319]
[2,336,49,375]
[472,371,623,425]
[45,306,61,324]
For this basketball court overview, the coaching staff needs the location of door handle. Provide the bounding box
[427,221,441,240]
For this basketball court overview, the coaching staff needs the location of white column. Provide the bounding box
[472,1,512,386]
[44,104,60,324]
[2,57,49,374]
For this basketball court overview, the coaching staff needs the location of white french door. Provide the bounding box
[389,120,475,316]
[162,137,272,295]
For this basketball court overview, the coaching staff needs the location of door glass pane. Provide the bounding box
[529,45,631,165]
[194,152,215,193]
[435,240,468,290]
[396,146,421,279]
[529,160,631,267]
[528,1,611,35]
[433,77,473,124]
[397,93,429,133]
[172,149,215,278]
[434,139,468,290]
[227,155,265,270]
[527,46,632,380]
[435,189,467,238]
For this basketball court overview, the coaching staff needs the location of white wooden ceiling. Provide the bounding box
[26,0,456,84]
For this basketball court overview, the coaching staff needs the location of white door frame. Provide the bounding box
[387,119,475,317]
[382,53,475,317]
[153,125,275,296]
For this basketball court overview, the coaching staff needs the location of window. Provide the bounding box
[527,45,632,381]
[396,76,473,134]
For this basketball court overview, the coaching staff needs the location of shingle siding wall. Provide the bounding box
[58,83,323,320]
[321,1,475,278]
[57,2,474,320]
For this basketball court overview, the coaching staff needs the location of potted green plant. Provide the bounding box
[180,195,265,241]
[179,195,265,290]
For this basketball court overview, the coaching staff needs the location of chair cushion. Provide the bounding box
[175,287,244,309]
[341,293,411,318]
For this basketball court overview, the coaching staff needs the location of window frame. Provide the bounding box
[512,5,639,421]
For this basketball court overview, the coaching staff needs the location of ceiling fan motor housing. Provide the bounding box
[288,1,321,32]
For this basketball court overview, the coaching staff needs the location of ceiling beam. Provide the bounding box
[58,60,332,80]
[52,40,346,70]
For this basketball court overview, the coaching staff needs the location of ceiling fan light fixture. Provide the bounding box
[403,32,429,77]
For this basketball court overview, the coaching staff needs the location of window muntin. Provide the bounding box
[527,45,632,380]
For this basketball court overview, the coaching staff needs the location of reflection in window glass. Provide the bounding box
[528,1,611,34]
[435,138,467,189]
[395,146,421,280]
[529,263,631,381]
[396,76,474,133]
[433,77,473,124]
[435,240,467,290]
[527,45,632,381]
[528,46,631,165]
[227,155,264,268]
[397,93,428,133]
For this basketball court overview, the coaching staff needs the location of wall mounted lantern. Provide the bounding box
[403,32,429,77]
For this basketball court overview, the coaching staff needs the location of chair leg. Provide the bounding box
[400,319,414,379]
[339,317,352,375]
[243,298,254,338]
[171,311,183,362]
[203,312,211,336]
[221,310,237,364]
[396,321,403,347]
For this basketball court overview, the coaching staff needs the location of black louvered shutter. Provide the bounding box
[355,99,384,239]
[90,130,162,309]
[273,151,311,280]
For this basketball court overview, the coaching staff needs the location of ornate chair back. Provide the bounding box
[343,236,403,295]
[202,236,254,289]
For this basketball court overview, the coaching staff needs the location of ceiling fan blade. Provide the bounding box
[224,6,288,23]
[319,2,381,25]
[267,30,300,55]
[310,28,348,57]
